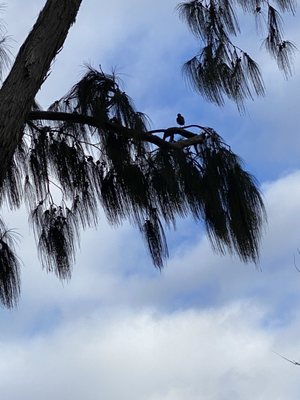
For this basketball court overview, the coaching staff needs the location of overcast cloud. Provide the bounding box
[1,1,300,399]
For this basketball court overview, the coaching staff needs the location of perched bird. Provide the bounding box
[176,113,185,126]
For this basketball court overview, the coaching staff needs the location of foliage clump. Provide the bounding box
[179,0,296,110]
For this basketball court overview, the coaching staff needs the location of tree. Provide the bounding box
[0,0,295,307]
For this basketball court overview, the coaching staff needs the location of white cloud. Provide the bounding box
[1,302,300,400]
[3,169,300,335]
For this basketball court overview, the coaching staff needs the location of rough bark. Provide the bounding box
[0,0,82,185]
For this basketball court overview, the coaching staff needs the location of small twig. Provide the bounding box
[293,249,300,272]
[273,351,300,366]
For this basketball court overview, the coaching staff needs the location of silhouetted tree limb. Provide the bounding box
[27,112,214,150]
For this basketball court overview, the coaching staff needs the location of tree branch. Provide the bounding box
[27,111,208,150]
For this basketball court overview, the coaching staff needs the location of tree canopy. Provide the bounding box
[180,0,296,111]
[0,0,295,307]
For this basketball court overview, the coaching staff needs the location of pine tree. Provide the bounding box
[0,0,295,307]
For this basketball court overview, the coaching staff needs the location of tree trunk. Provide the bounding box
[0,0,82,185]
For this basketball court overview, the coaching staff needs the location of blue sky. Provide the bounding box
[1,1,300,399]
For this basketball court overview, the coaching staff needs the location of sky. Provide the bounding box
[1,1,300,399]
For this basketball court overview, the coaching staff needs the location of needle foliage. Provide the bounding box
[179,0,296,110]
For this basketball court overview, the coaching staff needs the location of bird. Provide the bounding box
[176,113,185,126]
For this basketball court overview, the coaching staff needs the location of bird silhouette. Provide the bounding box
[176,113,185,126]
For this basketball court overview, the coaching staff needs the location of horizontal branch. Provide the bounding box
[148,125,207,137]
[27,110,208,150]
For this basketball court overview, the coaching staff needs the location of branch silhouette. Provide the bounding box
[273,351,300,366]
